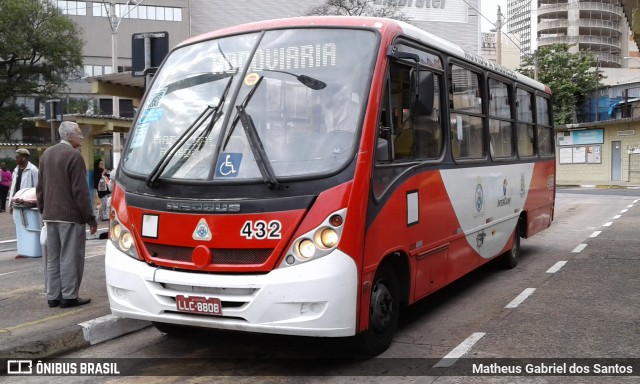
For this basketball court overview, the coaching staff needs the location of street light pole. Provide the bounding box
[110,0,119,117]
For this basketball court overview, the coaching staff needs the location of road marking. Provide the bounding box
[621,209,628,213]
[433,332,486,368]
[602,222,613,227]
[590,231,601,238]
[505,288,536,309]
[634,200,639,204]
[0,309,83,334]
[628,205,634,208]
[0,271,18,277]
[572,244,587,253]
[546,261,567,274]
[613,215,621,220]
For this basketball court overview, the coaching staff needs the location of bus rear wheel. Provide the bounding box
[502,226,520,269]
[357,264,399,356]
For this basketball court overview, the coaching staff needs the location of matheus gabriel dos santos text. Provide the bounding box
[472,362,634,375]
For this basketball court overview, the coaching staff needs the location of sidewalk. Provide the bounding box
[0,209,149,361]
[556,180,640,189]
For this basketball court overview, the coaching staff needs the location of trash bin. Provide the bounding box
[14,206,43,257]
[12,187,42,258]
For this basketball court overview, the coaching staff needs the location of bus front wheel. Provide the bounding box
[357,264,400,356]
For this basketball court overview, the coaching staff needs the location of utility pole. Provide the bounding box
[105,0,144,117]
[110,0,119,117]
[496,6,502,65]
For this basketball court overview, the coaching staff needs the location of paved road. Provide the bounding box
[2,190,637,383]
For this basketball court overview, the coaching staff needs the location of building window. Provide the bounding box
[56,1,87,15]
[92,3,182,22]
[83,64,113,78]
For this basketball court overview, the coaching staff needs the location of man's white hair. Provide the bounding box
[59,121,79,141]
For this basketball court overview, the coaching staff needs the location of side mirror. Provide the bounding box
[376,138,390,162]
[410,70,434,117]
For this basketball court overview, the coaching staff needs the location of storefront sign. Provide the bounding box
[557,129,604,146]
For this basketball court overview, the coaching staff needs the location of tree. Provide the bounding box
[518,44,603,126]
[0,0,83,139]
[304,0,411,22]
[0,103,35,141]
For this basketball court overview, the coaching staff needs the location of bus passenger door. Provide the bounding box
[372,46,450,302]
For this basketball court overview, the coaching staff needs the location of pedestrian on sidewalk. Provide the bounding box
[8,149,39,212]
[9,149,39,257]
[36,122,97,309]
[93,158,111,221]
[0,162,11,212]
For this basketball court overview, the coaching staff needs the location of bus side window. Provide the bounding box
[412,74,443,159]
[449,64,484,160]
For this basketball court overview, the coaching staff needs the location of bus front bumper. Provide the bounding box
[105,242,358,337]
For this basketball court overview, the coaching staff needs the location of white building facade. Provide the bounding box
[190,0,481,53]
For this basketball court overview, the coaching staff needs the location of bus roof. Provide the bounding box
[178,16,550,94]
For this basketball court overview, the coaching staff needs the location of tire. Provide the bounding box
[356,264,400,356]
[152,321,193,336]
[502,225,520,269]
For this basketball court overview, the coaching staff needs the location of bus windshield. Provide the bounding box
[123,28,378,183]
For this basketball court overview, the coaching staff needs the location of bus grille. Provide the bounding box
[144,243,273,265]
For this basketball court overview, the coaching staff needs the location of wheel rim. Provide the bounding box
[370,280,394,333]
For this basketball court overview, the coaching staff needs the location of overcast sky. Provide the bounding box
[479,0,508,32]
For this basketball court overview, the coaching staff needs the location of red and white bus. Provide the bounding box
[106,16,555,355]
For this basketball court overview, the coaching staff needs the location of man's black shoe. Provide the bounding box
[48,300,61,308]
[60,298,91,308]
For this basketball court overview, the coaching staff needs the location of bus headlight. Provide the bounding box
[297,239,316,259]
[119,232,134,251]
[282,208,346,267]
[319,228,338,248]
[110,210,140,260]
[111,223,122,240]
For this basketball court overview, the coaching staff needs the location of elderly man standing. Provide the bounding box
[36,122,97,308]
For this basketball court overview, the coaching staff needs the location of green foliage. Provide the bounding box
[0,0,84,137]
[0,104,35,140]
[0,157,17,172]
[304,0,411,22]
[518,44,602,126]
[64,98,91,114]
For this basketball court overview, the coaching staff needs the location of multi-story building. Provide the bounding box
[537,0,629,68]
[480,31,522,70]
[190,0,482,53]
[506,0,532,58]
[58,0,190,116]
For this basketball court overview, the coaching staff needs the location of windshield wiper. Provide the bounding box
[219,75,279,188]
[146,75,234,188]
[236,103,279,188]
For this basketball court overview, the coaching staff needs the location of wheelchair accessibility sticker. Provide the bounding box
[215,153,243,177]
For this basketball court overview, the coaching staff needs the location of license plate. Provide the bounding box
[175,295,223,316]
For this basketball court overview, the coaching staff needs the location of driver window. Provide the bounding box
[386,60,443,161]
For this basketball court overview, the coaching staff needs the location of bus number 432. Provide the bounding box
[240,220,282,240]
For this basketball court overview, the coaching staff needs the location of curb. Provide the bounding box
[79,315,150,346]
[0,315,150,359]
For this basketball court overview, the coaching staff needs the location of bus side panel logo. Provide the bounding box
[474,183,484,215]
[193,218,212,241]
[216,153,243,177]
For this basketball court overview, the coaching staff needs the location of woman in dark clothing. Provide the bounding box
[93,159,110,221]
